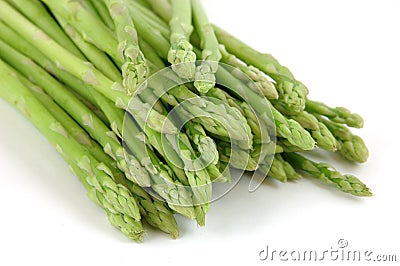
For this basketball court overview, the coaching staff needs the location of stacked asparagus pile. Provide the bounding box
[0,0,371,241]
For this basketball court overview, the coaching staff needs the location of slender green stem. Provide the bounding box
[143,0,172,22]
[0,59,143,239]
[41,0,121,64]
[168,0,196,79]
[191,0,221,93]
[88,0,116,30]
[0,2,176,135]
[0,38,151,187]
[213,25,309,112]
[103,0,149,96]
[7,0,85,59]
[53,14,122,82]
[306,100,364,128]
[283,153,372,197]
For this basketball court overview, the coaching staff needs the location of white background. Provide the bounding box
[0,0,399,265]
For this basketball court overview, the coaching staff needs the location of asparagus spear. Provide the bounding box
[259,154,301,183]
[191,0,221,93]
[123,83,211,225]
[217,141,258,171]
[144,0,172,22]
[72,163,144,241]
[306,100,364,129]
[60,69,197,222]
[53,14,122,82]
[218,44,278,100]
[316,115,369,163]
[138,41,254,149]
[185,121,219,167]
[283,153,372,197]
[40,0,122,65]
[213,25,309,112]
[168,0,196,79]
[0,16,209,223]
[273,102,337,151]
[128,6,170,58]
[119,1,315,150]
[0,38,153,187]
[102,0,149,96]
[88,0,116,29]
[0,1,176,135]
[216,65,315,150]
[0,20,127,139]
[205,86,270,145]
[128,0,170,38]
[127,181,179,238]
[7,0,85,59]
[0,59,143,239]
[20,73,179,238]
[120,110,199,220]
[19,74,115,167]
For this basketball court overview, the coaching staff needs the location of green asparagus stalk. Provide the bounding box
[138,41,254,149]
[185,121,219,167]
[0,15,211,223]
[128,6,170,58]
[273,101,319,130]
[7,0,85,59]
[277,138,304,153]
[40,0,122,65]
[217,141,258,171]
[175,132,212,225]
[218,44,278,100]
[0,59,143,238]
[316,115,369,163]
[123,118,199,221]
[119,1,316,151]
[213,25,309,112]
[191,0,221,93]
[306,100,364,129]
[88,0,116,30]
[259,154,301,183]
[103,0,149,96]
[273,102,337,151]
[0,2,177,135]
[136,81,226,183]
[216,65,315,150]
[1,20,124,138]
[0,38,152,187]
[123,84,211,225]
[178,117,224,185]
[73,0,101,18]
[137,56,226,184]
[53,14,122,82]
[18,75,116,168]
[127,181,179,238]
[205,86,269,144]
[144,0,172,22]
[168,0,196,79]
[0,20,116,132]
[146,128,210,226]
[70,162,143,241]
[20,72,179,237]
[283,153,372,197]
[128,0,170,38]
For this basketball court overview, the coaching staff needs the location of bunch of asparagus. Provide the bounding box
[0,0,371,241]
